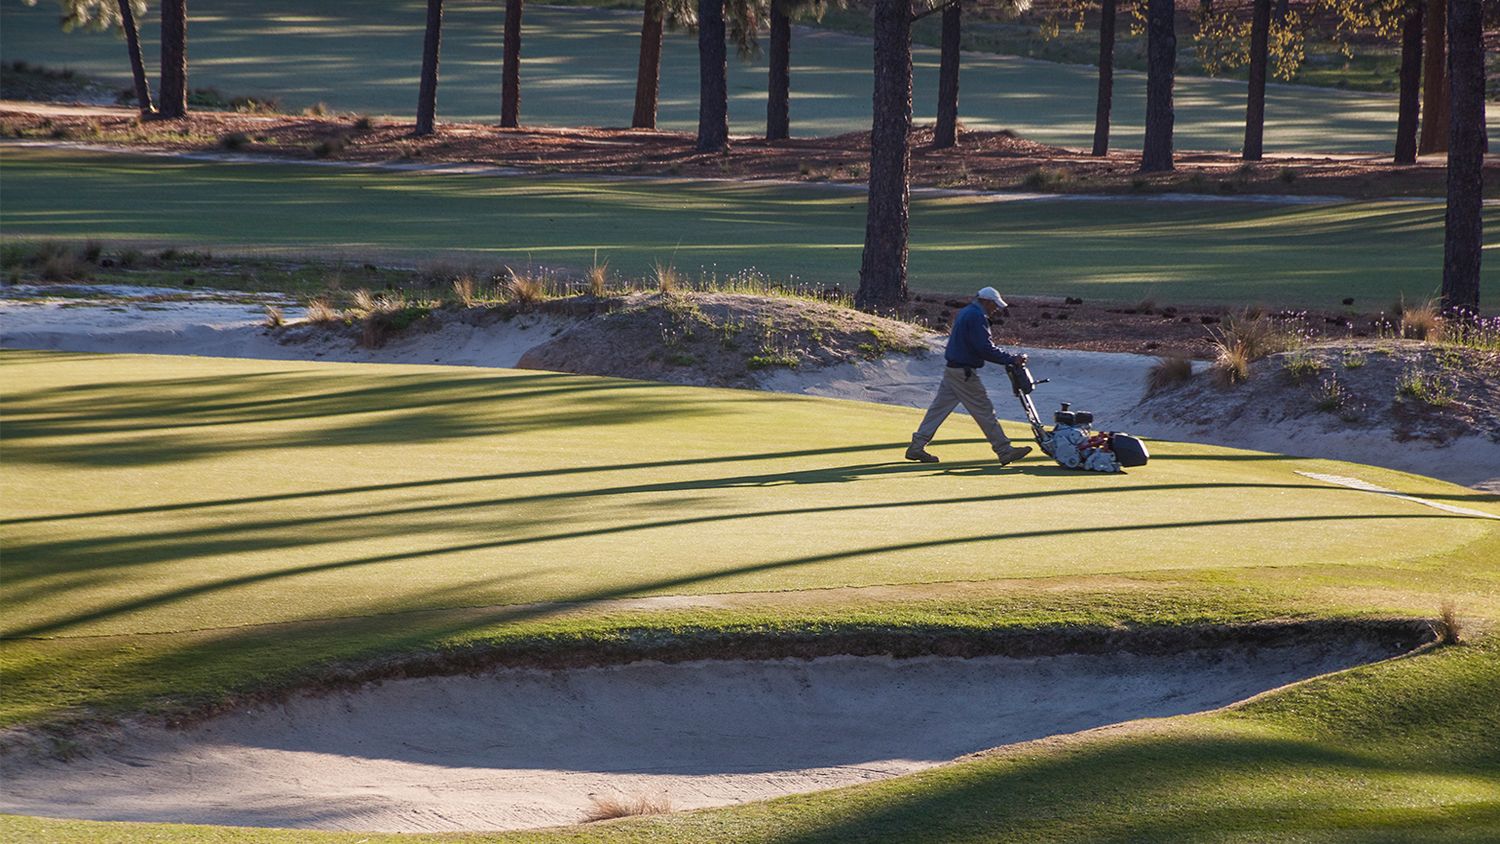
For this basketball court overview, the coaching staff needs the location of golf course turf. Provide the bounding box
[2,349,1499,841]
[3,2,1467,152]
[4,147,1492,308]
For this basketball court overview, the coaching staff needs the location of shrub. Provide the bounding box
[1342,351,1367,369]
[1146,356,1193,394]
[305,101,330,117]
[1022,167,1071,191]
[39,250,88,282]
[352,114,374,131]
[361,303,428,348]
[219,131,250,150]
[79,240,103,264]
[263,305,285,328]
[312,134,347,158]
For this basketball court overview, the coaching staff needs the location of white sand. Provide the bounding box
[3,288,1495,488]
[0,644,1392,833]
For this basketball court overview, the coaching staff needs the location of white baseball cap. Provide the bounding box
[977,287,1008,307]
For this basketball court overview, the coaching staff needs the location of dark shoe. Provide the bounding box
[996,445,1032,466]
[905,445,940,463]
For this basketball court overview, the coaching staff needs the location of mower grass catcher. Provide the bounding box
[1005,362,1149,473]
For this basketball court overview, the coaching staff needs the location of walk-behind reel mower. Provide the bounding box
[1005,362,1149,473]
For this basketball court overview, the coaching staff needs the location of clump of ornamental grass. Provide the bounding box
[451,274,477,308]
[587,253,609,297]
[652,260,683,294]
[1210,336,1252,387]
[1398,296,1443,341]
[1219,310,1295,360]
[303,296,340,324]
[1145,355,1193,394]
[262,305,285,328]
[581,794,672,823]
[504,267,549,306]
[1437,601,1464,645]
[352,289,429,348]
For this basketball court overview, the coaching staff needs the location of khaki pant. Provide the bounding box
[913,367,1013,454]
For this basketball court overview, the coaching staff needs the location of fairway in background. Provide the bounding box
[1,1,1476,153]
[4,147,1491,307]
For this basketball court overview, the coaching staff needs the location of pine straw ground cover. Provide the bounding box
[1,349,1498,841]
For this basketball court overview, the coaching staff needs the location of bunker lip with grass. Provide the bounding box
[0,621,1435,833]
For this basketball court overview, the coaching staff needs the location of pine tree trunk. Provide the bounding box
[1242,0,1271,160]
[1274,0,1288,20]
[767,4,791,140]
[415,0,444,136]
[501,0,522,127]
[855,0,913,313]
[1395,5,1424,164]
[696,0,729,152]
[1091,0,1115,156]
[1442,0,1482,309]
[632,1,665,129]
[1418,0,1448,154]
[118,0,154,116]
[1141,0,1175,172]
[158,0,187,119]
[933,1,961,149]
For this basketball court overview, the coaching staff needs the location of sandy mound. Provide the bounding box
[1138,341,1500,447]
[0,641,1402,833]
[513,292,929,388]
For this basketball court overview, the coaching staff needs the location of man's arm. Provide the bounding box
[967,312,1019,366]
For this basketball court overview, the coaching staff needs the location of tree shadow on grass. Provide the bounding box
[4,509,1478,640]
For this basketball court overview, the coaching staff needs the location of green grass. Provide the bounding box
[4,1,1483,153]
[5,147,1493,307]
[1,349,1499,841]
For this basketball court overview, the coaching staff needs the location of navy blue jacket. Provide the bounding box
[944,301,1019,369]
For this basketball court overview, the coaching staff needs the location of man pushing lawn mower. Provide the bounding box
[906,287,1033,466]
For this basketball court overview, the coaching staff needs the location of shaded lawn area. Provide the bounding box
[4,147,1491,307]
[1,2,1464,153]
[1,349,1498,841]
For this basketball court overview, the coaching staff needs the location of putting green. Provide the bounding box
[4,146,1490,307]
[2,349,1499,841]
[2,348,1495,651]
[3,2,1480,153]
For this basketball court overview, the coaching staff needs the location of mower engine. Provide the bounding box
[1005,363,1150,473]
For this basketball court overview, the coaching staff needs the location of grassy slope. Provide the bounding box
[1,349,1498,841]
[5,147,1492,308]
[0,1,1459,153]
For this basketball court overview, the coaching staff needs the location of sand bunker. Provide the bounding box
[0,641,1400,833]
